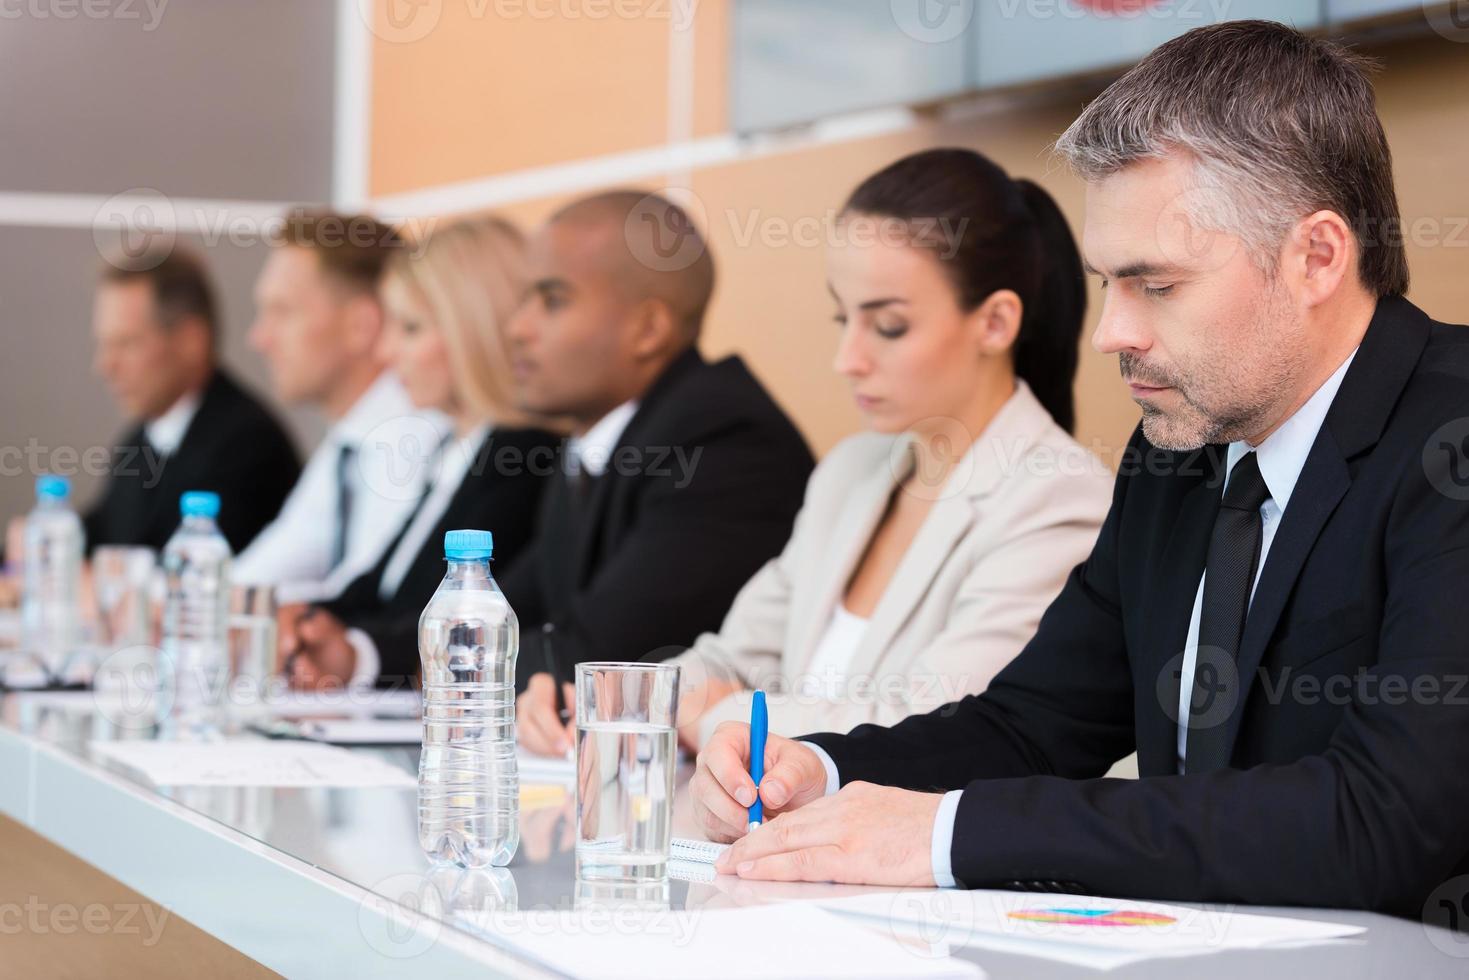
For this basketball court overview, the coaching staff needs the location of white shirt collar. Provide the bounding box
[1225,348,1358,510]
[144,389,202,456]
[376,422,489,601]
[567,401,639,478]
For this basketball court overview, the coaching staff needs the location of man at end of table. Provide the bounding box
[690,20,1469,918]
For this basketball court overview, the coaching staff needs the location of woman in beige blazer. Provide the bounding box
[671,148,1113,750]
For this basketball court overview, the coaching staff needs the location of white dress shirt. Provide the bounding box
[233,373,448,603]
[144,390,202,456]
[347,423,489,687]
[567,401,639,477]
[798,606,870,702]
[806,347,1359,889]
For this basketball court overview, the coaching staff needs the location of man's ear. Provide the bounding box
[967,289,1023,357]
[627,297,681,361]
[341,293,384,357]
[1288,210,1354,308]
[173,314,214,368]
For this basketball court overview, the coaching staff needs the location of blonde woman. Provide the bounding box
[281,215,558,689]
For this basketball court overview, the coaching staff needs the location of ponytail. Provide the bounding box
[1012,179,1085,434]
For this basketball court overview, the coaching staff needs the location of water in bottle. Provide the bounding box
[418,529,519,868]
[159,491,232,737]
[21,475,85,677]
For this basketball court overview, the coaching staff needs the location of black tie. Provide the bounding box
[1185,451,1272,773]
[331,443,356,569]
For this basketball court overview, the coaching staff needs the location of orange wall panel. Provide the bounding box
[368,0,679,196]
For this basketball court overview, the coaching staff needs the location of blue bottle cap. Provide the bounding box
[180,490,221,519]
[444,529,493,560]
[36,475,70,501]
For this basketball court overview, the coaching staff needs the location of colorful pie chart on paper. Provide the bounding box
[1008,907,1177,927]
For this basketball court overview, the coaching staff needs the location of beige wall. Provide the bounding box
[370,18,1469,464]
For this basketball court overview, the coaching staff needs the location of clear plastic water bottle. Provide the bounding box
[159,491,232,737]
[21,475,85,676]
[418,529,520,868]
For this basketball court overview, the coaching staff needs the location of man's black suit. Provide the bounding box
[83,369,299,554]
[321,427,557,684]
[503,347,814,690]
[806,295,1469,917]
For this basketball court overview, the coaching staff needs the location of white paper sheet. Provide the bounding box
[463,902,983,979]
[817,889,1364,970]
[250,687,421,719]
[87,739,416,788]
[297,718,422,744]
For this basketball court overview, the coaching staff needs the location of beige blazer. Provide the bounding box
[675,381,1113,744]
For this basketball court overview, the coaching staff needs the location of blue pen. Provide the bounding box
[747,690,768,832]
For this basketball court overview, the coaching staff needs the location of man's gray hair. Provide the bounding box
[1055,19,1408,297]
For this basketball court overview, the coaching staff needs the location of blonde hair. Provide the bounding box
[382,214,532,427]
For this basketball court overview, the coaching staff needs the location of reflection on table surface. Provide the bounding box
[6,690,1465,980]
[0,691,908,922]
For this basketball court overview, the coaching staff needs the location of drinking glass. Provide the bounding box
[574,662,680,883]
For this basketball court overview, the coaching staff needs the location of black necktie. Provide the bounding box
[331,443,357,569]
[1185,451,1272,773]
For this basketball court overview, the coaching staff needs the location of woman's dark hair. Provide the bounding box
[842,148,1086,433]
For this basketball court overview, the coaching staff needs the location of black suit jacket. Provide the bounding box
[502,348,814,690]
[83,369,299,554]
[806,296,1469,917]
[322,426,557,683]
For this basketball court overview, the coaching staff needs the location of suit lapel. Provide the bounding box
[570,465,616,585]
[1137,446,1225,775]
[1209,295,1430,763]
[848,493,975,681]
[790,459,896,679]
[1217,434,1350,754]
[565,349,708,586]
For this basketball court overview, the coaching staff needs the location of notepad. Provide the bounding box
[670,838,729,864]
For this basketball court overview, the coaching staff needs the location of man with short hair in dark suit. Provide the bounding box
[510,190,814,756]
[690,21,1469,919]
[86,248,299,554]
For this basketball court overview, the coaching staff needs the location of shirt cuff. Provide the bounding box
[798,741,841,797]
[345,628,380,688]
[930,789,963,888]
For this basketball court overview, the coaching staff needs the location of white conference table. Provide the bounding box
[0,689,1464,978]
